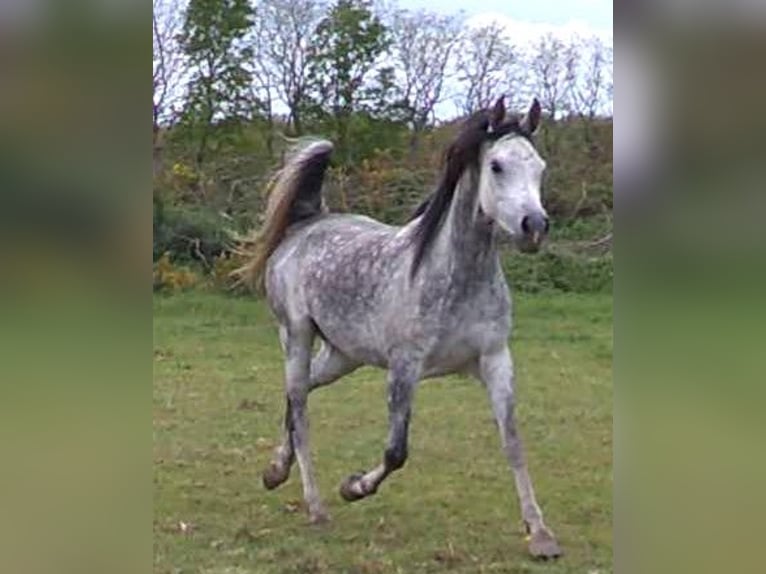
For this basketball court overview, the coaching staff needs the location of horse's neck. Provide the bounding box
[440,170,498,279]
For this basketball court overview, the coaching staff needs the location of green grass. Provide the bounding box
[154,291,612,574]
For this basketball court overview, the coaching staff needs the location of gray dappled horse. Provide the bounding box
[237,96,561,558]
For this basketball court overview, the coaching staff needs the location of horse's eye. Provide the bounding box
[490,160,503,174]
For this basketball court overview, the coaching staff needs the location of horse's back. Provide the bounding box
[265,214,410,347]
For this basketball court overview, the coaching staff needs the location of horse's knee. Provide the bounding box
[286,391,307,414]
[384,444,408,471]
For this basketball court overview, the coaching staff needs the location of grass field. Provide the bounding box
[153,291,612,574]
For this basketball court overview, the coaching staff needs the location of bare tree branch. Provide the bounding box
[390,9,462,139]
[569,36,609,120]
[153,0,187,130]
[528,33,577,121]
[255,0,325,134]
[455,23,515,115]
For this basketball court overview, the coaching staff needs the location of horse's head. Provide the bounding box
[478,97,548,253]
[410,96,550,275]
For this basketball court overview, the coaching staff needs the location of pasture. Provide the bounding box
[153,291,612,573]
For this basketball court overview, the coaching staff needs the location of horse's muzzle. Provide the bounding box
[518,212,549,253]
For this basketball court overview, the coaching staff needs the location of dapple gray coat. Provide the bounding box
[239,97,561,559]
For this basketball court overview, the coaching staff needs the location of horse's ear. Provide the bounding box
[520,98,542,135]
[489,96,506,130]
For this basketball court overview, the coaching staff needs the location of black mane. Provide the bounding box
[408,108,534,278]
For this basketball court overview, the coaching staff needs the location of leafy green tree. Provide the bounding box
[305,0,390,160]
[179,0,254,167]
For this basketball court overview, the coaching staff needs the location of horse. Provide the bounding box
[236,96,561,559]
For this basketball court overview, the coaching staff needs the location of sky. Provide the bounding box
[383,0,613,119]
[401,0,612,40]
[403,0,613,119]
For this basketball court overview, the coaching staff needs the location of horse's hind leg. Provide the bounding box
[262,326,295,489]
[263,341,359,490]
[262,400,296,490]
[263,341,359,486]
[339,358,419,501]
[273,321,331,523]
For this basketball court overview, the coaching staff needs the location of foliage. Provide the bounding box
[153,199,235,265]
[210,251,251,295]
[499,214,613,294]
[154,113,613,295]
[178,0,255,166]
[305,0,391,159]
[153,252,200,292]
[503,250,613,294]
[322,147,429,221]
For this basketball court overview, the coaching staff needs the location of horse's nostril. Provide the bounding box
[521,213,548,237]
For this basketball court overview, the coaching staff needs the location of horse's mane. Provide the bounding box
[408,106,534,278]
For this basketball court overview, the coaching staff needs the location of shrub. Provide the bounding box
[153,201,235,265]
[549,212,612,242]
[209,252,251,295]
[153,252,200,292]
[503,250,613,294]
[153,115,613,296]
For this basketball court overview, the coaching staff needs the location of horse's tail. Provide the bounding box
[233,138,334,293]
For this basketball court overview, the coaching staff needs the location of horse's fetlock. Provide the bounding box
[384,445,408,470]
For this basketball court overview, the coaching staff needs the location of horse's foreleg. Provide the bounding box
[263,343,359,491]
[479,347,562,559]
[339,360,418,501]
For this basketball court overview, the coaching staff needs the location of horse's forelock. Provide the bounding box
[425,112,533,193]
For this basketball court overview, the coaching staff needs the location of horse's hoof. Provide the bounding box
[308,509,331,525]
[262,462,289,490]
[339,472,369,502]
[527,528,562,560]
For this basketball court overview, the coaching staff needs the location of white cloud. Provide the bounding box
[465,12,613,49]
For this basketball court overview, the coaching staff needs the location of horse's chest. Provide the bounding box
[423,295,511,370]
[438,314,506,349]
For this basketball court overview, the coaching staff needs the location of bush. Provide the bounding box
[153,252,200,292]
[324,157,433,224]
[209,252,251,295]
[503,250,613,294]
[153,115,613,296]
[549,212,612,242]
[153,200,235,265]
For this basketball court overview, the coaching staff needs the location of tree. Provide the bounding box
[568,37,610,151]
[178,0,254,167]
[601,42,614,118]
[455,23,516,115]
[306,0,391,159]
[389,9,461,152]
[529,33,579,121]
[528,32,578,153]
[253,0,325,136]
[153,0,186,174]
[247,3,281,156]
